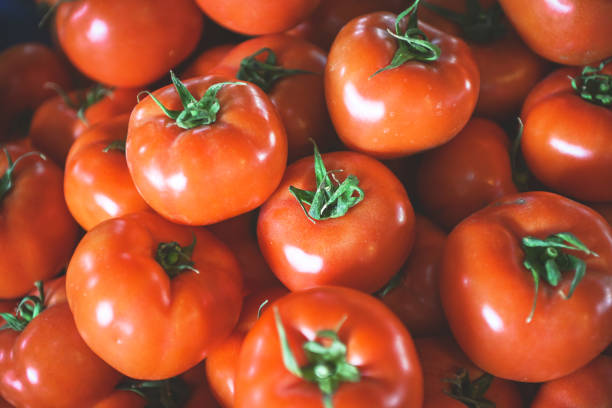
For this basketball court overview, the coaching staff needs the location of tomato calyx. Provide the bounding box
[571,57,612,107]
[103,140,126,153]
[376,270,403,298]
[155,236,199,278]
[371,0,441,77]
[443,368,495,408]
[143,71,243,130]
[237,47,315,93]
[118,377,190,408]
[422,0,505,43]
[510,118,529,192]
[274,307,360,408]
[0,281,45,332]
[45,82,114,125]
[0,148,47,201]
[521,232,599,323]
[289,142,364,223]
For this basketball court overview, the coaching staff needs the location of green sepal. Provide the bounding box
[571,57,612,107]
[155,235,199,278]
[443,369,495,408]
[0,281,46,332]
[510,118,530,192]
[103,139,126,153]
[376,269,403,298]
[237,47,315,93]
[46,82,114,126]
[0,148,47,201]
[117,377,190,408]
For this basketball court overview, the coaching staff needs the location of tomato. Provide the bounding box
[235,286,423,407]
[590,203,612,227]
[416,117,517,229]
[520,62,612,202]
[257,146,414,293]
[531,354,612,407]
[440,191,612,382]
[418,0,550,121]
[211,34,336,163]
[325,3,479,158]
[0,43,71,140]
[29,86,140,165]
[380,215,448,337]
[126,74,287,225]
[286,0,404,51]
[195,0,320,35]
[206,287,288,407]
[182,44,235,79]
[0,278,122,408]
[0,143,78,299]
[92,390,146,408]
[66,210,243,380]
[416,336,522,408]
[55,0,203,87]
[64,114,150,231]
[497,0,612,65]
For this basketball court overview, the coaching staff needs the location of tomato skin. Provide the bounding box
[325,13,479,158]
[235,286,424,407]
[55,0,203,87]
[64,114,150,231]
[0,43,71,140]
[497,0,612,65]
[212,34,335,163]
[195,0,320,35]
[0,144,79,299]
[126,76,287,226]
[182,44,235,79]
[531,355,612,408]
[258,150,415,293]
[91,391,146,408]
[440,192,612,382]
[416,117,517,229]
[520,65,612,202]
[589,203,612,227]
[66,211,243,380]
[381,216,448,337]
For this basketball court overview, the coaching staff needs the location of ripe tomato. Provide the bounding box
[531,355,612,407]
[497,0,612,65]
[0,278,122,408]
[440,192,612,382]
[235,286,424,407]
[195,0,320,35]
[182,44,235,79]
[126,74,287,225]
[55,0,203,87]
[0,143,78,299]
[64,114,150,231]
[590,203,612,227]
[66,211,243,380]
[325,3,479,158]
[257,147,414,293]
[379,215,448,337]
[416,336,523,408]
[520,62,612,202]
[416,117,517,229]
[212,34,335,163]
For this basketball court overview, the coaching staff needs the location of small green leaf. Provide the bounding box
[1,149,47,201]
[103,140,126,153]
[274,307,304,378]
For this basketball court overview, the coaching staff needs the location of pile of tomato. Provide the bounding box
[1,0,612,407]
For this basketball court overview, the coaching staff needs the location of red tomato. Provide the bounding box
[531,355,612,407]
[235,286,424,407]
[182,44,235,79]
[325,5,479,158]
[0,143,78,299]
[29,86,140,165]
[440,192,612,382]
[520,63,612,202]
[66,211,243,380]
[0,43,71,140]
[416,336,523,408]
[497,0,612,65]
[206,287,288,407]
[416,117,517,229]
[64,114,150,231]
[91,390,145,408]
[380,215,448,337]
[257,148,415,293]
[0,278,122,408]
[195,0,320,35]
[126,74,287,225]
[590,203,612,227]
[55,0,203,87]
[212,34,336,163]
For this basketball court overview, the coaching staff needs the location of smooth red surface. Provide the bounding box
[126,76,287,225]
[66,211,243,379]
[235,286,424,407]
[325,13,479,158]
[55,0,203,86]
[182,44,235,79]
[258,150,415,293]
[441,192,612,382]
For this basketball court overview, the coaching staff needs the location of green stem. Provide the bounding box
[154,235,199,278]
[103,140,126,153]
[38,0,78,27]
[510,118,529,192]
[118,377,190,408]
[0,148,47,202]
[0,281,46,332]
[443,369,495,408]
[45,82,114,126]
[571,57,612,107]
